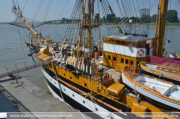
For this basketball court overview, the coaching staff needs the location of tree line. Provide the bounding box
[133,10,179,23]
[47,10,179,24]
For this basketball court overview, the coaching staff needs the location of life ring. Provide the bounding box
[96,70,100,77]
[104,73,109,81]
[137,49,144,56]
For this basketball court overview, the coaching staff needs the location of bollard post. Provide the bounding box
[16,76,18,84]
[18,78,20,85]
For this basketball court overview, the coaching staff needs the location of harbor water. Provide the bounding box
[0,24,180,93]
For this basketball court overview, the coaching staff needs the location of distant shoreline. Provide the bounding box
[1,23,180,28]
[46,23,180,28]
[148,25,180,28]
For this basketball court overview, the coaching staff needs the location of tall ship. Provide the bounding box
[10,0,179,118]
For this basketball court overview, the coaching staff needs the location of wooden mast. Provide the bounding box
[155,0,169,57]
[87,0,92,49]
[75,0,86,69]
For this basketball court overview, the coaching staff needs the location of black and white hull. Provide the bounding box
[41,67,128,119]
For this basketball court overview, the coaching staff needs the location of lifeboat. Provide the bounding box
[122,71,180,111]
[139,62,180,85]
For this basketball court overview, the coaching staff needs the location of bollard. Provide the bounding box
[18,78,20,85]
[16,76,18,84]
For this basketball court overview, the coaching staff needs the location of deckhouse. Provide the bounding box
[102,34,152,72]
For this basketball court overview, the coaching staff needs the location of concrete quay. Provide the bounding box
[0,65,91,119]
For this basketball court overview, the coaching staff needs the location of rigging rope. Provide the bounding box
[24,0,69,103]
[22,0,29,11]
[46,0,69,38]
[63,0,83,44]
[32,0,43,24]
[116,0,124,21]
[10,0,37,61]
[120,0,149,25]
[100,0,119,35]
[109,0,150,35]
[131,0,138,33]
[100,0,151,44]
[0,45,27,49]
[16,15,28,60]
[0,57,25,62]
[40,0,53,33]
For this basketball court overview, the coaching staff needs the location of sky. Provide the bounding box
[0,0,180,22]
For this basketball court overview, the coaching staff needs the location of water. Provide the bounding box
[0,24,180,92]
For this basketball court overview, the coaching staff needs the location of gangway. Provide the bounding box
[0,62,51,79]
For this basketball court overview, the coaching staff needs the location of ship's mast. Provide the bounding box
[87,0,92,48]
[155,0,169,57]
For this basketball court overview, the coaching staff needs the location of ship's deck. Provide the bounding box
[98,65,121,83]
[39,43,137,99]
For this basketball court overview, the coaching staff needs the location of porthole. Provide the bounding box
[64,88,65,91]
[70,76,72,79]
[171,70,176,73]
[95,108,98,111]
[83,100,85,103]
[54,82,56,84]
[164,68,169,72]
[72,94,74,97]
[84,83,87,87]
[64,74,65,76]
